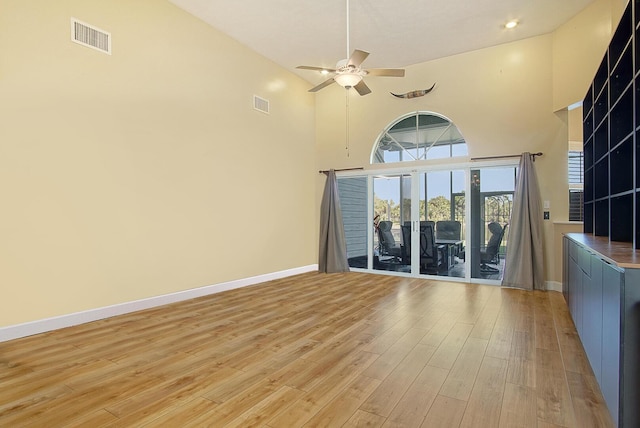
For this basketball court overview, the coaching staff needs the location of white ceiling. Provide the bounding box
[168,0,595,85]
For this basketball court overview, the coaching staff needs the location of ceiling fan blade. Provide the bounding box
[347,49,369,67]
[366,68,405,77]
[296,65,337,73]
[308,78,336,92]
[353,80,371,96]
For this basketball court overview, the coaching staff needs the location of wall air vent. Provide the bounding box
[71,18,111,55]
[253,95,270,114]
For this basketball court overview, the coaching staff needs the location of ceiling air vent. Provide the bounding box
[253,95,270,114]
[71,18,111,55]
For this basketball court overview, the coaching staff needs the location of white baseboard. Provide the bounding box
[0,264,318,343]
[545,281,563,293]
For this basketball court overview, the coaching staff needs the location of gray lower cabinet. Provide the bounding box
[621,268,640,428]
[583,258,602,383]
[563,236,638,428]
[601,261,622,426]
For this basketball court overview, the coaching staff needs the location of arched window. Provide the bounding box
[371,112,468,164]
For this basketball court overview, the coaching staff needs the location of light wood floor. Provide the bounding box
[0,272,614,427]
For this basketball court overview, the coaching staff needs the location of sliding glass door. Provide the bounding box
[418,169,466,278]
[337,163,516,283]
[373,174,412,273]
[369,170,467,278]
[469,167,515,281]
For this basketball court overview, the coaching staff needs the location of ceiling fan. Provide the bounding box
[296,0,405,96]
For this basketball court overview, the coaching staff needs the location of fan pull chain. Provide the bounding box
[346,88,350,157]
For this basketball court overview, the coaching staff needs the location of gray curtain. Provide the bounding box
[318,169,349,273]
[502,153,544,290]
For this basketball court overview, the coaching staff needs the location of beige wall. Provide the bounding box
[316,34,563,167]
[568,106,584,145]
[0,0,317,326]
[552,0,618,111]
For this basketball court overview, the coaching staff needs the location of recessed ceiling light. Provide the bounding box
[505,19,519,29]
[321,69,330,75]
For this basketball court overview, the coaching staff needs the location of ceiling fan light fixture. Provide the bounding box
[334,72,362,88]
[295,0,404,95]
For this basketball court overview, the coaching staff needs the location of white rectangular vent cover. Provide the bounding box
[71,18,111,55]
[253,95,270,114]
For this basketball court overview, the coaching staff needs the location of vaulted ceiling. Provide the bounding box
[169,0,596,86]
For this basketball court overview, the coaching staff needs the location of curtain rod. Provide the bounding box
[470,152,543,162]
[319,167,364,174]
[318,151,544,174]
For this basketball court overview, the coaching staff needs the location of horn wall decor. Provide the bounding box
[390,83,436,99]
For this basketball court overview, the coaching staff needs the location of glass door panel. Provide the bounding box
[418,170,467,278]
[373,174,412,273]
[470,167,516,281]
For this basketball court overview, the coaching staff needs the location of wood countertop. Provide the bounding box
[565,233,640,269]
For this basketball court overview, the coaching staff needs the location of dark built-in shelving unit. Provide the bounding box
[583,1,640,248]
[578,3,640,426]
